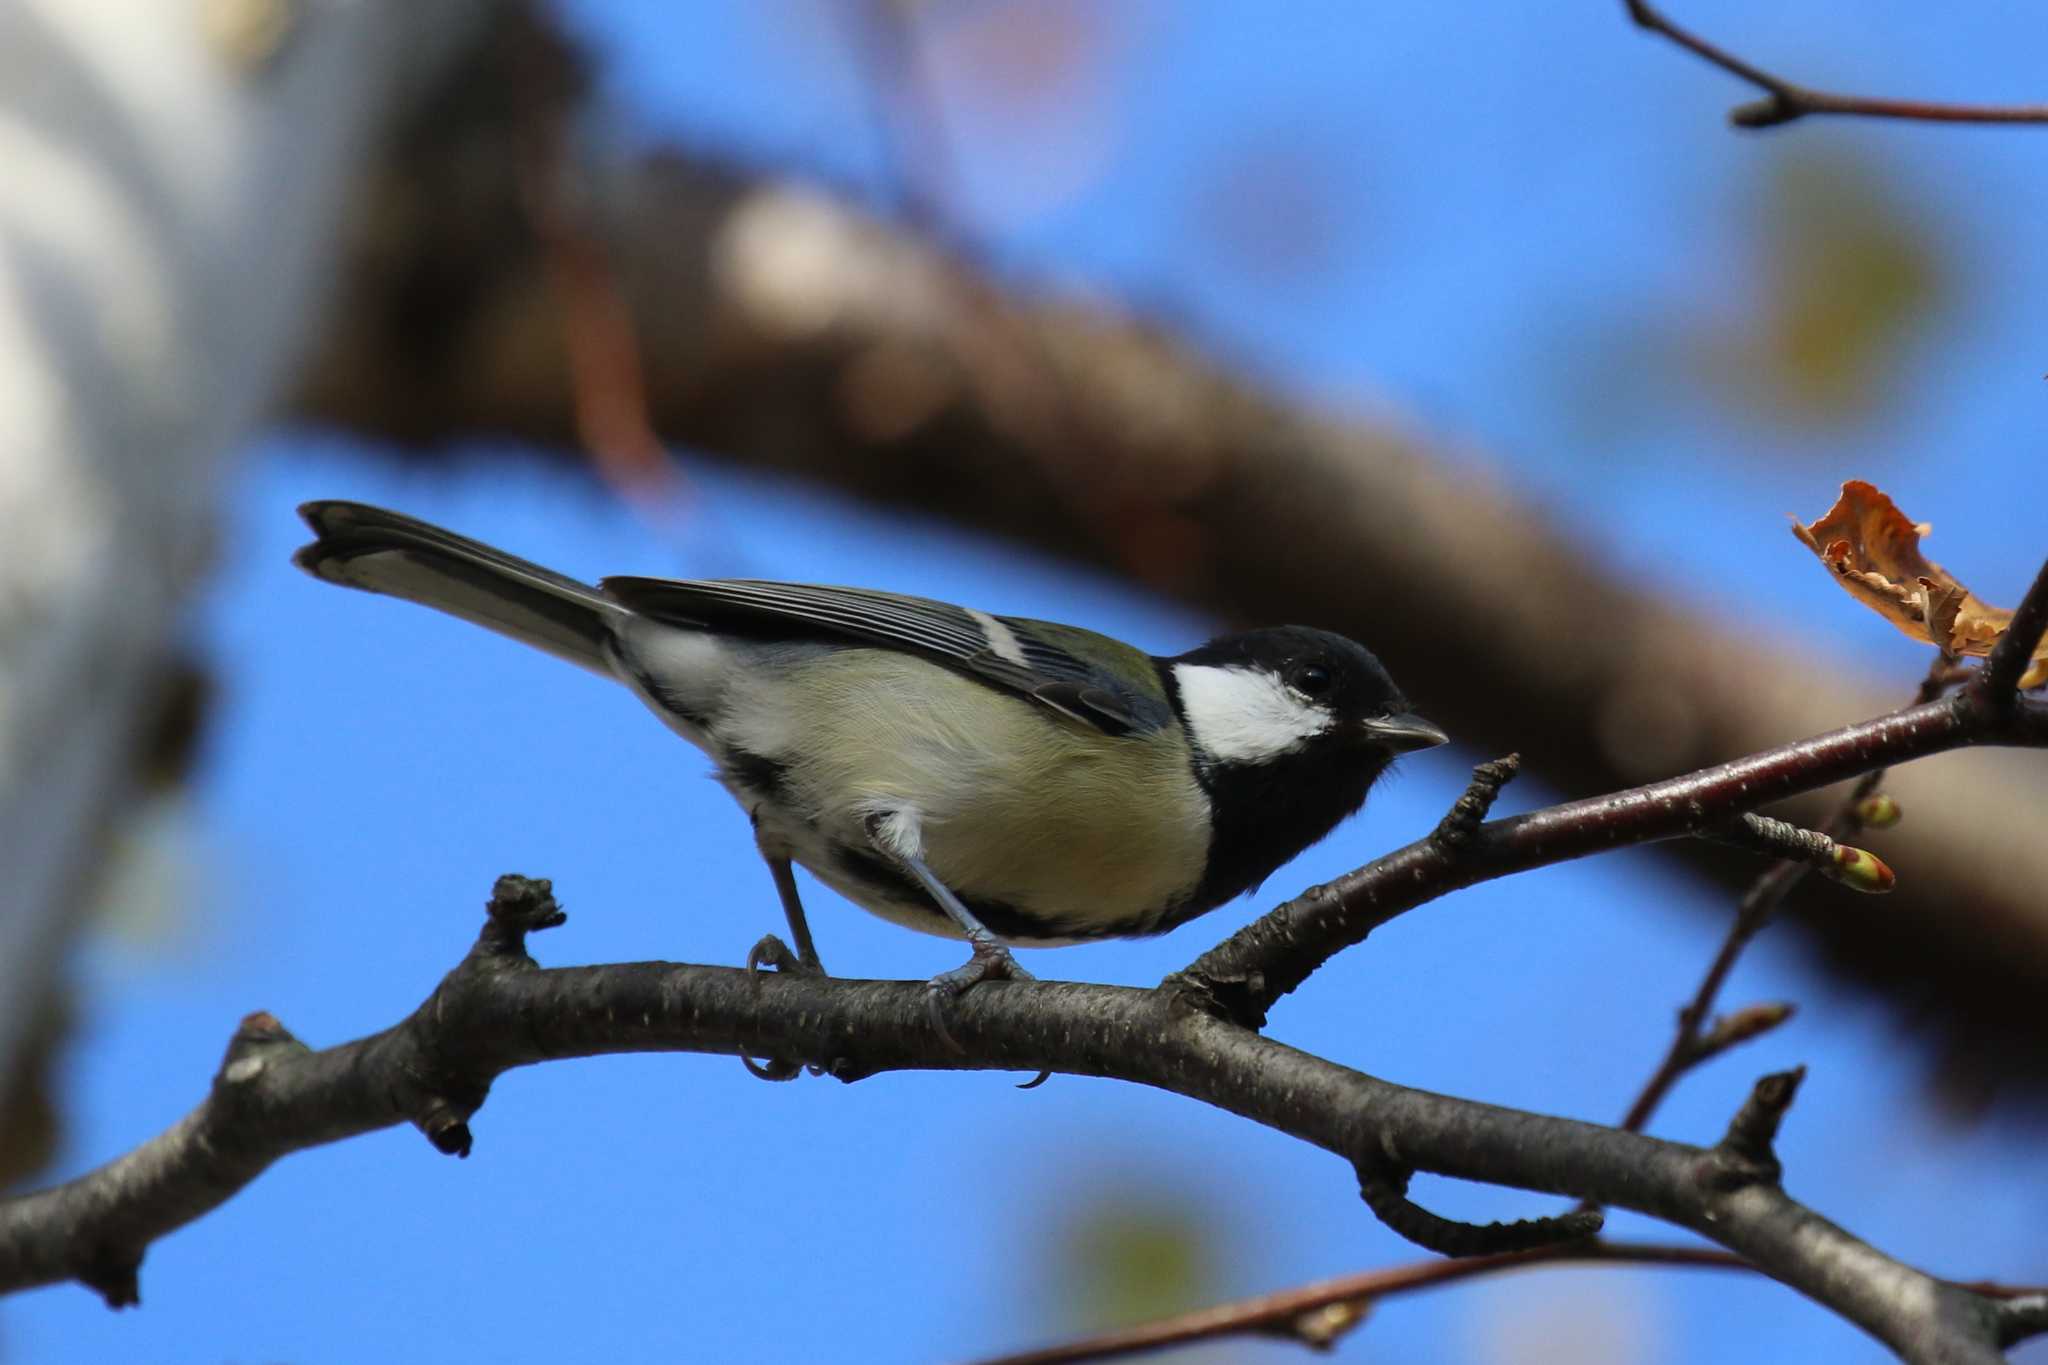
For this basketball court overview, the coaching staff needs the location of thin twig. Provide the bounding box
[1355,1160,1601,1257]
[1623,0,2048,129]
[1701,813,1892,893]
[1616,657,1958,1136]
[982,1226,2048,1365]
[971,1242,1753,1365]
[1430,754,1521,852]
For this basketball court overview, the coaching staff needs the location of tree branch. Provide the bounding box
[1977,558,2048,704]
[1623,0,2048,128]
[1175,686,2048,1030]
[0,870,2027,1363]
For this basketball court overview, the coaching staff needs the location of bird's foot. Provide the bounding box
[745,933,825,979]
[741,934,826,1081]
[924,938,1035,1055]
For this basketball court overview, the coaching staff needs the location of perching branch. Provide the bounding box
[0,875,2024,1365]
[1623,0,2048,129]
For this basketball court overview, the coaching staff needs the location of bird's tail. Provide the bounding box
[293,501,624,675]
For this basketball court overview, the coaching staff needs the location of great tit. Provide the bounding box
[293,501,1446,1006]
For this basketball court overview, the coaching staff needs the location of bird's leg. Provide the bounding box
[740,845,827,1083]
[771,856,825,974]
[745,852,826,978]
[864,813,1034,1053]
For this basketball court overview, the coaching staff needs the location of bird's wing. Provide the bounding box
[599,577,1172,736]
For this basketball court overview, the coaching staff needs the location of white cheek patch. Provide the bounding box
[1173,663,1333,765]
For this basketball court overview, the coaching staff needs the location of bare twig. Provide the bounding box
[1623,0,2048,129]
[1694,1002,1797,1064]
[1430,754,1520,852]
[972,1241,1755,1365]
[1355,1160,1602,1257]
[1701,813,1893,893]
[1616,656,1962,1136]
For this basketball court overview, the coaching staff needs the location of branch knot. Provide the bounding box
[1703,1067,1805,1190]
[1430,755,1520,853]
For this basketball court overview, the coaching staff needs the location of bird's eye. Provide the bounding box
[1293,665,1333,697]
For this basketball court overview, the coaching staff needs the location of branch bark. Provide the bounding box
[284,5,2048,1091]
[0,876,2019,1365]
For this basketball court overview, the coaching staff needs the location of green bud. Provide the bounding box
[1826,844,1895,893]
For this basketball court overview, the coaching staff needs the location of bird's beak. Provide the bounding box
[1361,712,1449,753]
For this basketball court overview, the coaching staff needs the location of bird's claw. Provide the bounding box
[746,933,823,979]
[924,940,1036,1056]
[739,1053,805,1082]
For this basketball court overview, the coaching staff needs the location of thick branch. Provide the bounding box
[1178,689,2048,1027]
[0,876,2019,1363]
[1623,0,2048,128]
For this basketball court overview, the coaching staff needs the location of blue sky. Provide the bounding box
[10,3,2048,1363]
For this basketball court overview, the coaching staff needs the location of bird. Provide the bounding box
[292,500,1446,1022]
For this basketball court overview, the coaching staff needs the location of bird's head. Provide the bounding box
[1165,625,1446,912]
[1170,625,1445,772]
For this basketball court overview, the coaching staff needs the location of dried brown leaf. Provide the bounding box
[1793,481,2048,688]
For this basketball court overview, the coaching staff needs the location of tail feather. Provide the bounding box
[294,501,622,674]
